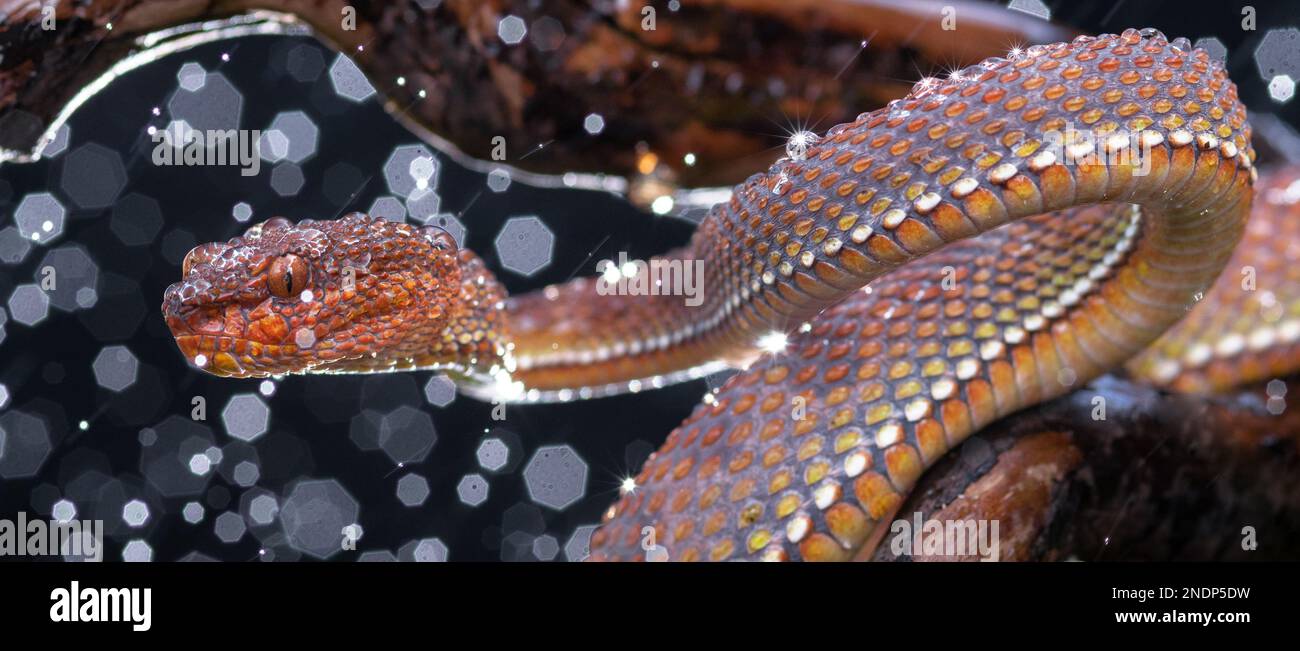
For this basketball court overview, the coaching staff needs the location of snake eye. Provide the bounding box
[268,254,309,298]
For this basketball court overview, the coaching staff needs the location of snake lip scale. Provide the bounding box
[161,27,1280,561]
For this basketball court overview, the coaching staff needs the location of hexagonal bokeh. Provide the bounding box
[406,187,442,222]
[122,499,150,527]
[52,499,77,522]
[111,193,164,246]
[1254,27,1300,81]
[487,167,511,193]
[583,113,605,135]
[36,244,98,311]
[383,144,438,198]
[358,550,397,562]
[41,123,71,158]
[122,540,154,562]
[7,284,50,327]
[523,444,588,510]
[221,393,270,442]
[139,416,217,498]
[248,494,279,526]
[0,226,33,265]
[1007,0,1050,20]
[270,163,306,196]
[286,44,325,82]
[177,62,207,91]
[411,537,448,562]
[476,438,509,472]
[60,143,127,209]
[279,478,360,559]
[1270,75,1296,104]
[232,460,260,487]
[1193,36,1227,63]
[232,201,254,223]
[396,473,430,507]
[214,511,247,543]
[182,501,205,524]
[532,535,559,561]
[14,192,66,244]
[368,195,407,222]
[262,111,319,163]
[423,374,456,407]
[494,216,555,276]
[329,53,376,102]
[377,405,436,464]
[564,524,599,562]
[167,70,243,134]
[92,345,139,392]
[0,410,52,479]
[498,15,527,44]
[457,473,489,507]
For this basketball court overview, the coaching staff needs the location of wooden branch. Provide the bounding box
[872,375,1300,561]
[0,0,1072,187]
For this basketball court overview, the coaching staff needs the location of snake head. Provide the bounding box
[163,212,462,377]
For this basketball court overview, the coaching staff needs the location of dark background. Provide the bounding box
[0,0,1297,561]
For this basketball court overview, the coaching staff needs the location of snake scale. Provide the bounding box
[5,2,1297,561]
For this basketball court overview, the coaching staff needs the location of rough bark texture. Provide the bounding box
[873,375,1300,561]
[0,0,1072,187]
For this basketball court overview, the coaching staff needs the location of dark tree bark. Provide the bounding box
[873,375,1300,561]
[0,0,1072,189]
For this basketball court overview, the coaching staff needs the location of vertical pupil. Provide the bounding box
[283,268,293,294]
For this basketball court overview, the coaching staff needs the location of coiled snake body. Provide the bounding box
[150,24,1300,561]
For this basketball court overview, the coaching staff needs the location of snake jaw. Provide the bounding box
[163,212,468,378]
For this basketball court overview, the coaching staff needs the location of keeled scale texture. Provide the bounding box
[588,29,1256,560]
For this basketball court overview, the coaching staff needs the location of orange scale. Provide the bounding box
[672,456,695,480]
[760,392,785,414]
[763,365,791,384]
[964,378,999,429]
[823,363,851,383]
[697,485,723,512]
[728,451,755,474]
[731,393,757,415]
[799,533,849,561]
[729,478,756,502]
[768,470,793,495]
[702,511,727,536]
[884,443,924,490]
[645,491,667,515]
[853,472,903,520]
[759,418,786,442]
[652,458,672,481]
[727,421,754,446]
[763,444,789,468]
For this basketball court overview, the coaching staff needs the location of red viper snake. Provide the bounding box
[158,27,1300,562]
[4,2,1294,561]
